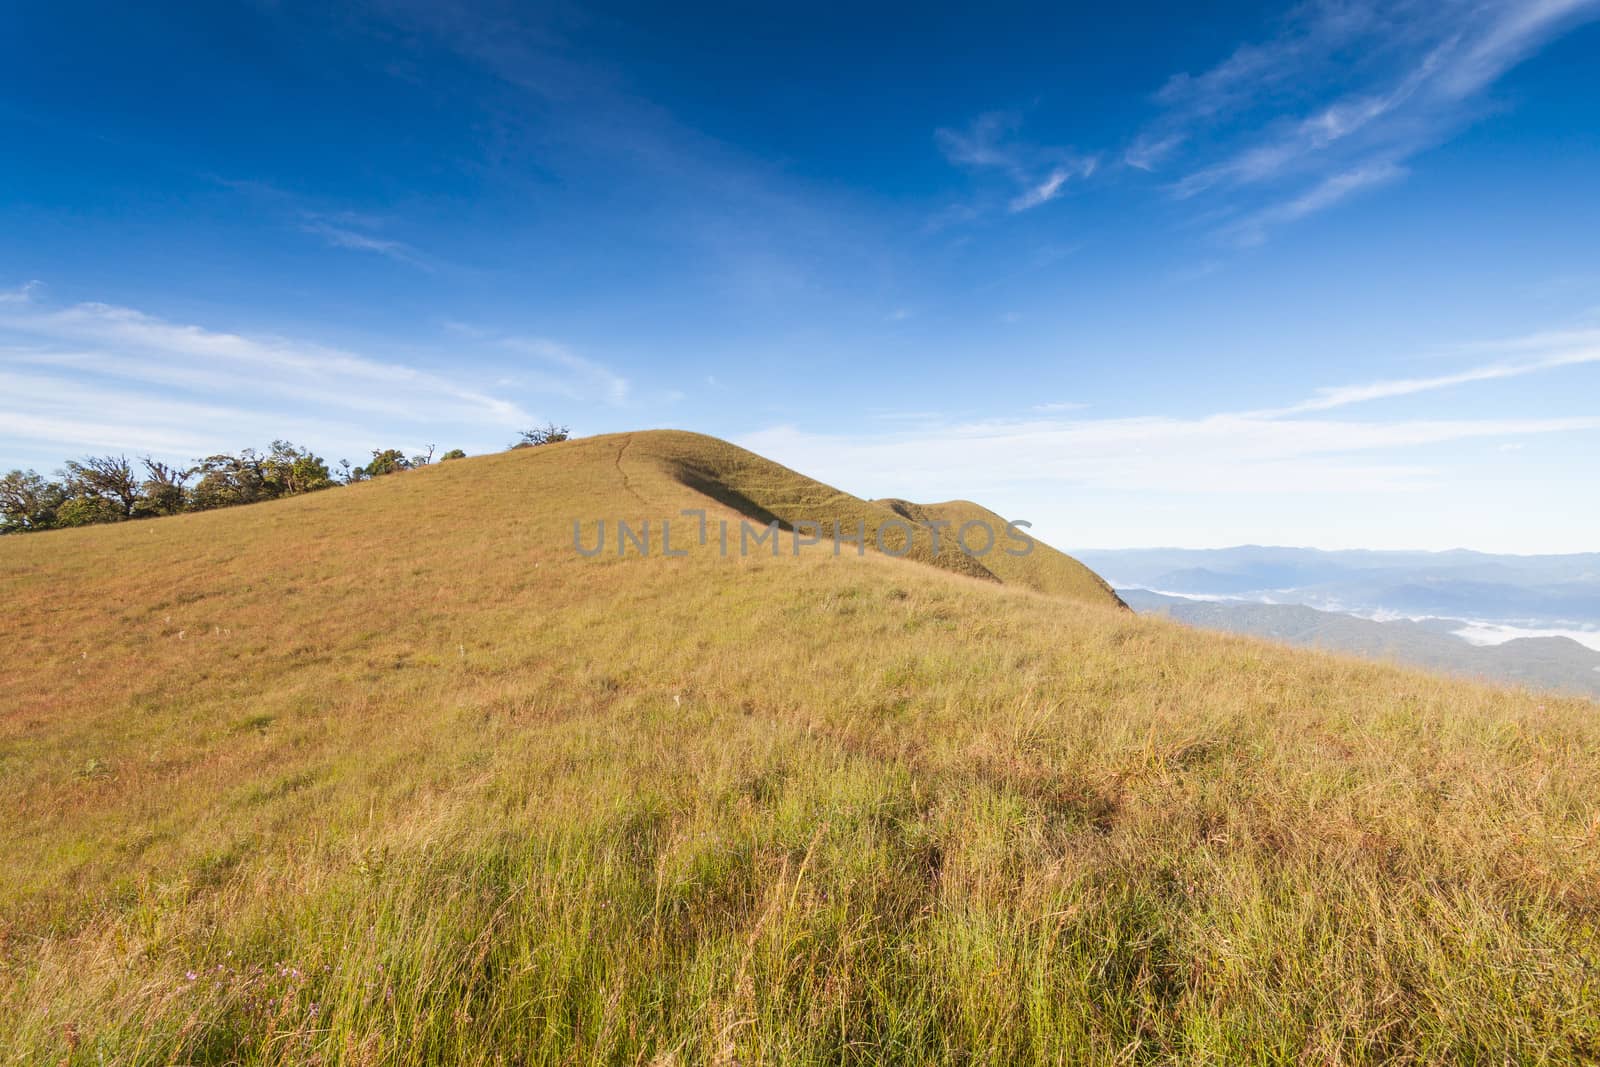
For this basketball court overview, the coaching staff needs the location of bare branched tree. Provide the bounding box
[62,455,141,517]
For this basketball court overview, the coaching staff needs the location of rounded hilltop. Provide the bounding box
[540,428,1125,608]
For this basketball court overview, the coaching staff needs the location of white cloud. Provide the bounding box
[1136,0,1600,240]
[301,220,433,270]
[1009,168,1071,212]
[216,182,439,270]
[870,410,945,422]
[2,301,525,422]
[936,112,1025,173]
[1167,56,1437,201]
[1124,132,1184,171]
[1459,326,1600,354]
[736,325,1600,503]
[1221,160,1407,245]
[1171,259,1224,282]
[0,294,641,464]
[1435,0,1600,97]
[0,370,344,457]
[1258,345,1600,415]
[738,413,1597,499]
[1150,4,1374,120]
[0,281,43,304]
[439,318,490,339]
[499,337,630,405]
[936,112,1096,216]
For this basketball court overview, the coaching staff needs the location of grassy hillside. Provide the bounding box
[879,496,1126,607]
[1,431,1597,1065]
[618,431,1076,594]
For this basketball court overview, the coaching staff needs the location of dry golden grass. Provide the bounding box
[1,430,1597,1064]
[878,496,1125,607]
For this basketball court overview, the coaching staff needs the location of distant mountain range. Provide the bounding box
[1076,547,1600,699]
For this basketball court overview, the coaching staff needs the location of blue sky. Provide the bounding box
[3,1,1599,552]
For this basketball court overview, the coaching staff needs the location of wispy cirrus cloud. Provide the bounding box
[500,337,631,405]
[1009,168,1077,213]
[213,179,440,270]
[1133,0,1600,241]
[0,281,44,304]
[367,2,885,305]
[2,300,522,421]
[301,218,434,270]
[1219,159,1408,246]
[438,321,631,406]
[936,2,1596,243]
[741,412,1597,502]
[0,290,629,465]
[935,112,1098,215]
[737,324,1600,506]
[1124,132,1185,172]
[1255,330,1600,415]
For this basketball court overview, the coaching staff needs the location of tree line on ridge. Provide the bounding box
[0,424,569,534]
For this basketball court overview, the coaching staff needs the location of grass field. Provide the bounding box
[2,431,1597,1064]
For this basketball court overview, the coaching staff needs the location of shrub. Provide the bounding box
[512,423,570,449]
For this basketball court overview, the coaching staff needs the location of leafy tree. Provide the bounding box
[439,448,467,462]
[360,449,411,478]
[1,435,454,532]
[62,455,141,518]
[191,449,268,511]
[135,458,193,517]
[512,423,570,449]
[0,470,66,533]
[55,494,123,527]
[262,441,333,497]
[190,443,334,506]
